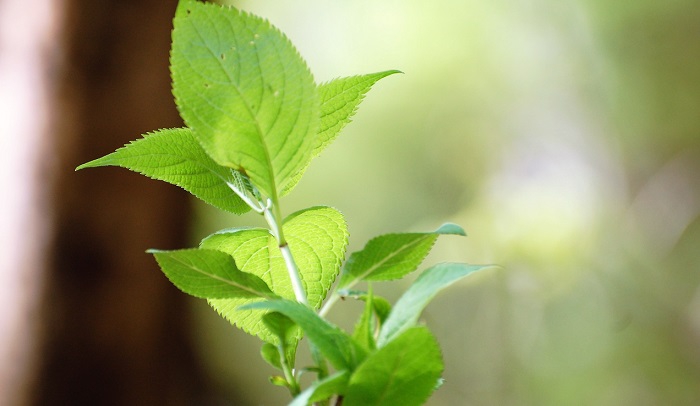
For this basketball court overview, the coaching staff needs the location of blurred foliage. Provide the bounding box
[188,0,700,404]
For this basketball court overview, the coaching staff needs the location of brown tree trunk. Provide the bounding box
[33,1,219,404]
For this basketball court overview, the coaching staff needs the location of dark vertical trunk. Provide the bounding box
[34,1,216,404]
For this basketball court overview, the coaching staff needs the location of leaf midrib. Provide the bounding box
[342,235,431,291]
[187,12,279,199]
[168,254,273,299]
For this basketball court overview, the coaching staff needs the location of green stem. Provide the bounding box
[279,344,300,396]
[263,197,309,306]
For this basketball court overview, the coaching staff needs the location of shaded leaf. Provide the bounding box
[260,342,282,370]
[243,300,366,371]
[352,285,376,352]
[290,370,349,406]
[344,327,443,406]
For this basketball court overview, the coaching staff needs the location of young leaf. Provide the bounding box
[243,300,367,371]
[171,0,319,199]
[202,207,347,342]
[148,248,276,299]
[343,327,443,406]
[260,342,282,370]
[76,128,250,214]
[290,370,349,406]
[352,284,376,352]
[263,312,297,345]
[281,70,401,195]
[377,263,489,348]
[338,289,393,326]
[337,223,466,289]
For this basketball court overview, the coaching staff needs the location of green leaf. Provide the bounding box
[377,263,488,348]
[352,284,376,352]
[339,290,393,326]
[337,223,466,289]
[281,70,401,195]
[171,0,319,199]
[202,206,347,342]
[260,342,282,370]
[283,206,348,303]
[76,128,250,214]
[243,300,366,371]
[344,327,443,406]
[148,248,276,299]
[262,312,297,344]
[290,370,349,406]
[315,71,401,156]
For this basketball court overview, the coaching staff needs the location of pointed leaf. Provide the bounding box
[315,71,401,156]
[202,207,347,342]
[377,263,488,348]
[243,300,366,371]
[338,223,466,289]
[148,248,276,299]
[171,0,319,198]
[76,128,250,214]
[290,370,349,406]
[282,70,401,195]
[339,289,394,326]
[344,327,443,406]
[352,285,376,352]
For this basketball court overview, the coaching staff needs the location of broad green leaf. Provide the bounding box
[76,128,250,214]
[202,206,347,342]
[290,370,349,406]
[337,223,466,289]
[148,248,276,299]
[344,327,443,406]
[281,70,401,195]
[243,300,367,371]
[377,263,488,348]
[171,0,319,198]
[283,206,348,302]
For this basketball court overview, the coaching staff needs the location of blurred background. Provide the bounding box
[1,0,699,404]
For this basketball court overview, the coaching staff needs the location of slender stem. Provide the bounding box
[318,292,339,317]
[280,243,308,305]
[279,344,300,396]
[263,197,309,305]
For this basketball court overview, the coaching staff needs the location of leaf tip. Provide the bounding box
[435,223,467,236]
